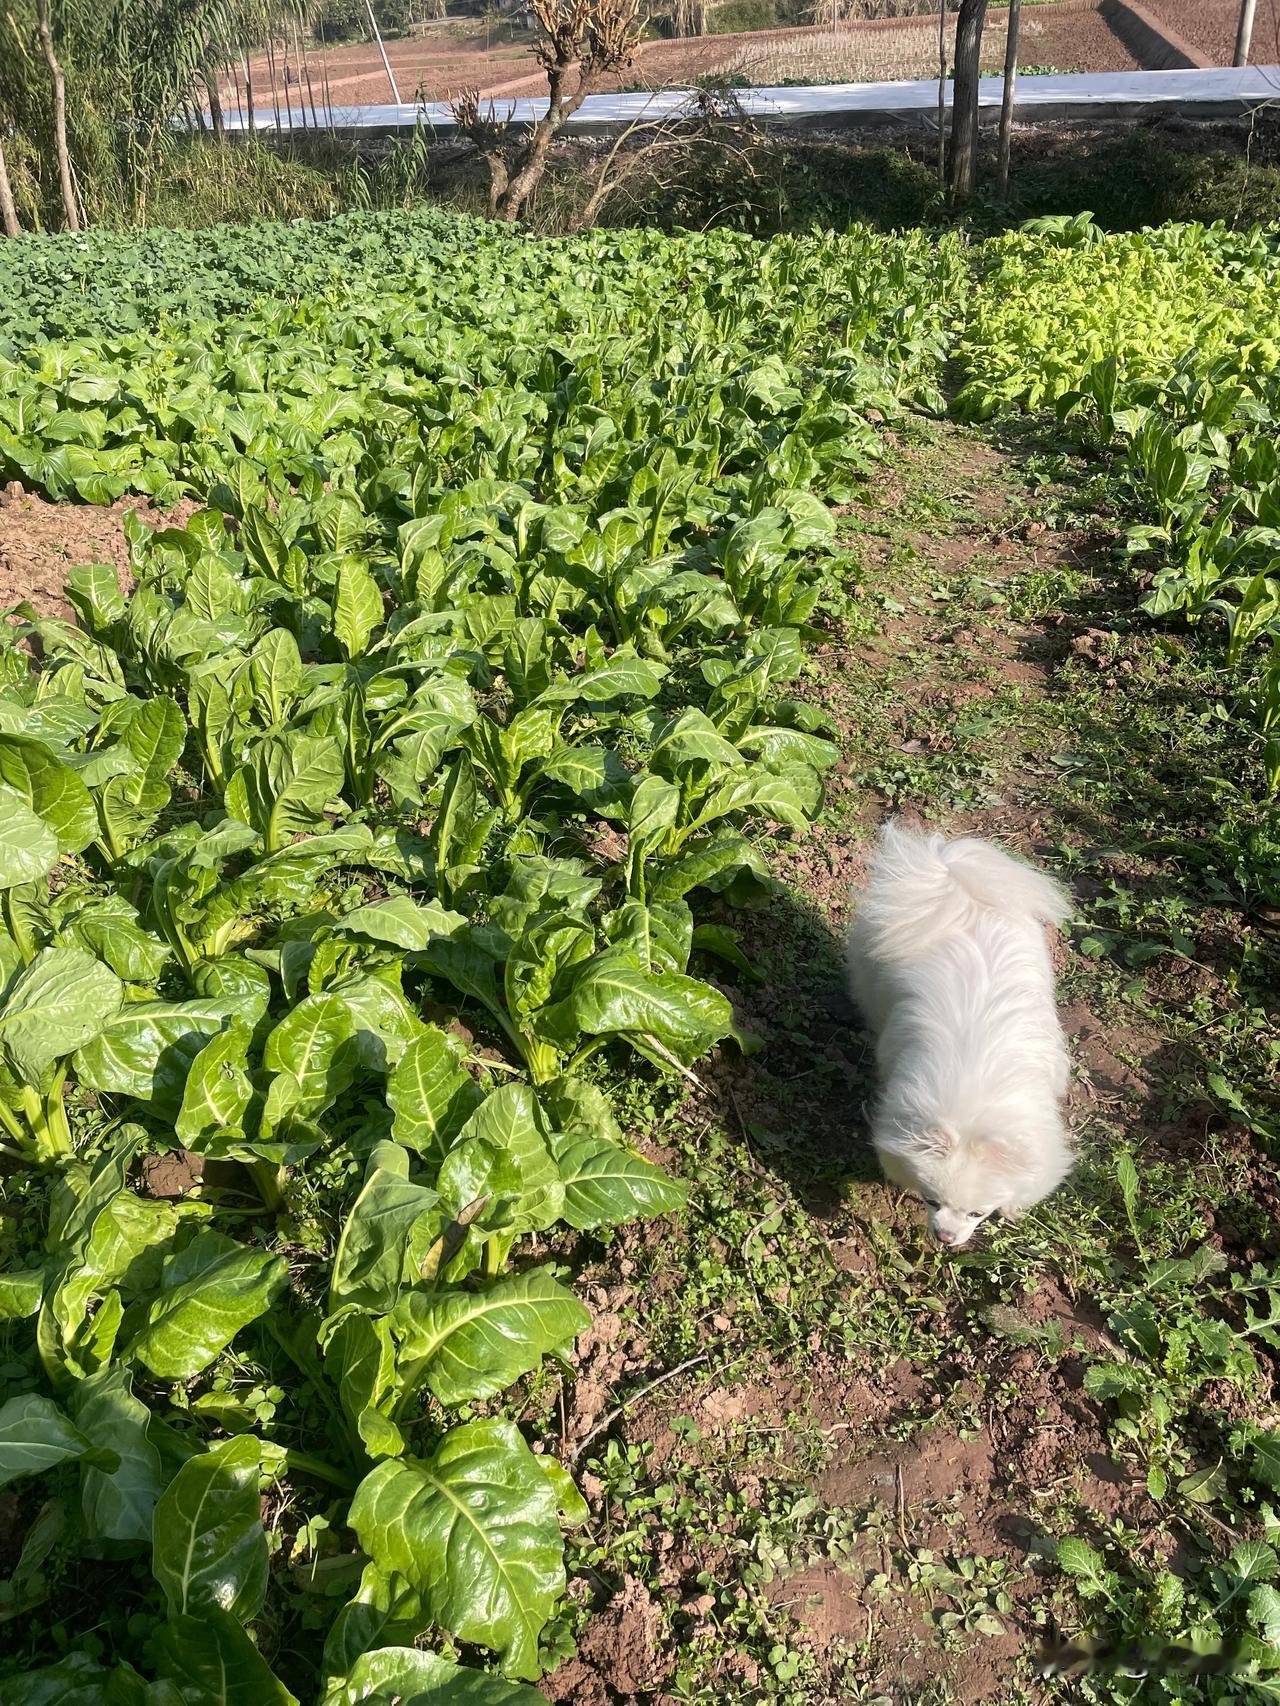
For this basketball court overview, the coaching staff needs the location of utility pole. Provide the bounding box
[365,0,403,102]
[1233,0,1256,64]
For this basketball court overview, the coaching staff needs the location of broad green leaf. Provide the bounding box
[330,1146,443,1314]
[73,998,239,1109]
[570,652,665,705]
[96,696,187,852]
[1230,1540,1279,1587]
[0,947,123,1085]
[322,1565,425,1685]
[175,1020,254,1145]
[261,994,358,1123]
[0,1653,155,1705]
[152,1435,268,1621]
[333,560,384,660]
[387,1029,485,1166]
[225,734,344,853]
[65,561,127,632]
[1056,1537,1108,1590]
[452,1085,563,1234]
[0,734,97,853]
[1251,1583,1280,1645]
[626,774,680,848]
[336,895,466,952]
[332,970,426,1072]
[537,744,632,815]
[690,770,811,834]
[393,1268,590,1407]
[320,1307,405,1461]
[648,831,768,902]
[550,950,733,1069]
[189,957,272,1028]
[430,753,494,901]
[129,1230,288,1381]
[0,1394,97,1490]
[0,1268,46,1320]
[547,1132,688,1229]
[0,784,64,893]
[152,1608,298,1705]
[416,932,507,1033]
[348,1418,569,1679]
[71,1365,163,1545]
[61,898,171,984]
[40,1185,184,1388]
[248,628,304,726]
[321,1647,543,1705]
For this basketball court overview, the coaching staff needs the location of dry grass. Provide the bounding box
[709,18,1002,82]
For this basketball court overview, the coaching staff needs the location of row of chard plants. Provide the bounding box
[0,218,965,1701]
[955,215,1280,795]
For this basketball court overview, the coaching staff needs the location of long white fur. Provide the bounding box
[847,819,1074,1247]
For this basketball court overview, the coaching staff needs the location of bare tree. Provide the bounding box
[0,136,19,235]
[35,0,79,229]
[452,0,642,222]
[947,0,987,202]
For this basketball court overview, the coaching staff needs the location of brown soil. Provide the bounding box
[0,485,198,624]
[1149,0,1280,61]
[242,0,1149,111]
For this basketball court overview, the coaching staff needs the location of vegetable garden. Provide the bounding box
[1,205,1279,1703]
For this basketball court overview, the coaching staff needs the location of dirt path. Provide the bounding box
[539,415,1280,1704]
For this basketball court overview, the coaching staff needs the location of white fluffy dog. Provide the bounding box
[847,819,1074,1248]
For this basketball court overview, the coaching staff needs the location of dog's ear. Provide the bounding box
[971,1135,1019,1173]
[925,1124,960,1155]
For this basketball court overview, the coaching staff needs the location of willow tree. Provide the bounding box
[0,0,312,226]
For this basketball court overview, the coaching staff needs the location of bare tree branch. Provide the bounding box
[452,0,642,222]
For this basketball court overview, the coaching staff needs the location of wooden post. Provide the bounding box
[997,0,1019,197]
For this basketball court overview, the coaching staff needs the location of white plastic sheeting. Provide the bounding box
[219,63,1280,136]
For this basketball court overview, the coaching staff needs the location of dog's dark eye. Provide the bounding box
[922,1196,940,1210]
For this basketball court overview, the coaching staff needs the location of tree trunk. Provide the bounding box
[996,0,1019,197]
[494,65,586,221]
[35,0,79,231]
[0,138,20,237]
[497,113,562,219]
[947,0,987,203]
[203,62,226,140]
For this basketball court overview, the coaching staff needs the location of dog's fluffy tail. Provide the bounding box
[855,819,1072,962]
